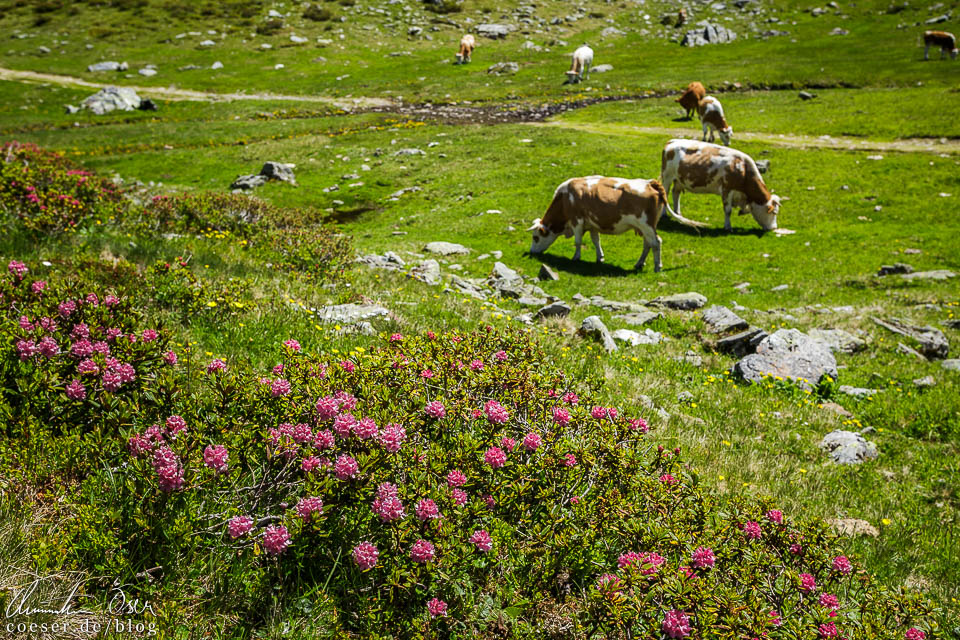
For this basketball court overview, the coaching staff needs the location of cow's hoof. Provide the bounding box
[654,266,662,273]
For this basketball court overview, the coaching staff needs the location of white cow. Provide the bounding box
[456,34,475,64]
[565,45,593,84]
[697,96,733,146]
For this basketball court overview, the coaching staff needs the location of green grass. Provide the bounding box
[1,0,960,631]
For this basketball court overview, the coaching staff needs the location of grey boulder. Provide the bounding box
[943,359,960,372]
[901,270,955,281]
[702,305,748,334]
[734,329,838,388]
[580,316,617,353]
[487,62,519,75]
[537,264,559,281]
[612,328,662,346]
[808,328,866,354]
[535,302,570,320]
[81,86,143,114]
[316,303,390,324]
[476,23,514,39]
[838,385,878,398]
[424,241,470,256]
[230,174,268,190]
[260,161,297,185]
[650,292,707,310]
[717,327,768,357]
[87,61,128,72]
[872,317,949,360]
[408,260,442,286]
[681,23,737,46]
[819,430,878,464]
[615,310,662,326]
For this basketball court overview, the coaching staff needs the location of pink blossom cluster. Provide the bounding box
[102,359,136,392]
[905,628,926,640]
[832,555,853,575]
[296,496,324,521]
[427,598,447,618]
[271,378,291,397]
[484,400,509,424]
[522,432,541,452]
[552,407,571,426]
[373,483,405,522]
[262,525,291,555]
[424,401,446,419]
[595,573,622,599]
[618,551,666,576]
[334,454,358,480]
[484,446,507,469]
[627,417,649,432]
[152,446,184,492]
[741,521,762,540]
[766,509,783,524]
[818,622,840,638]
[353,542,379,570]
[819,593,840,610]
[378,423,406,453]
[65,379,86,400]
[409,539,435,563]
[206,358,227,373]
[562,453,577,467]
[203,444,229,473]
[228,515,254,539]
[283,339,301,351]
[8,260,28,280]
[415,499,440,521]
[799,573,817,593]
[450,488,468,507]
[446,470,467,487]
[353,417,378,440]
[469,529,492,552]
[691,547,715,569]
[662,610,692,639]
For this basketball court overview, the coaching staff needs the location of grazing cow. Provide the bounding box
[923,30,957,60]
[676,8,687,27]
[528,176,704,272]
[456,34,476,64]
[697,95,733,146]
[565,45,593,84]
[675,81,705,120]
[660,139,782,232]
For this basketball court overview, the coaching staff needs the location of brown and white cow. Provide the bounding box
[456,34,476,64]
[675,81,706,120]
[697,95,733,146]
[565,45,594,84]
[527,176,702,272]
[924,30,957,60]
[660,139,782,232]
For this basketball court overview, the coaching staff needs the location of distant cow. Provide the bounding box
[528,176,704,272]
[676,81,705,120]
[924,30,957,60]
[565,45,593,84]
[456,34,476,64]
[697,95,733,146]
[660,139,782,232]
[676,8,687,27]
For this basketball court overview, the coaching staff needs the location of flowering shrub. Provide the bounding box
[0,262,942,637]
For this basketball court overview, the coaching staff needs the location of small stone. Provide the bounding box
[702,305,748,334]
[771,284,789,291]
[649,292,707,310]
[487,62,519,75]
[820,402,853,418]
[735,329,838,388]
[408,260,441,286]
[808,328,866,354]
[798,91,816,100]
[820,430,878,464]
[827,518,879,537]
[877,263,913,276]
[717,327,768,357]
[612,328,662,346]
[211,61,224,70]
[901,270,955,281]
[592,63,614,72]
[838,385,878,398]
[199,39,216,47]
[138,68,157,77]
[316,303,390,324]
[614,311,662,326]
[912,375,936,388]
[538,264,559,281]
[424,241,470,256]
[580,316,617,353]
[535,302,570,320]
[943,359,960,372]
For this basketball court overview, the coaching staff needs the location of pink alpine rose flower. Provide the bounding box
[469,530,492,552]
[591,406,607,420]
[799,573,817,593]
[378,422,406,453]
[206,358,227,373]
[766,509,784,524]
[691,547,716,569]
[484,400,509,424]
[353,542,379,570]
[484,447,507,469]
[446,470,467,487]
[905,628,926,640]
[301,456,321,473]
[271,379,291,397]
[410,539,435,563]
[203,444,229,473]
[65,379,86,400]
[662,610,692,639]
[228,516,253,539]
[164,350,178,365]
[522,432,542,452]
[334,455,359,480]
[832,555,853,575]
[451,488,468,507]
[741,521,762,541]
[427,598,447,618]
[296,496,324,521]
[424,401,446,419]
[819,593,840,610]
[262,525,291,555]
[415,499,440,521]
[283,339,301,351]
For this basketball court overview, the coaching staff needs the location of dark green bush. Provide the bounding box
[255,18,284,35]
[302,4,333,21]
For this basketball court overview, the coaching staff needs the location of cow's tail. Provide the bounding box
[653,174,708,230]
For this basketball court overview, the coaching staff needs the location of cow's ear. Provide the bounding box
[527,218,542,231]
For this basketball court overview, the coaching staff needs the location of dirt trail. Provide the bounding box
[0,66,392,109]
[533,120,960,155]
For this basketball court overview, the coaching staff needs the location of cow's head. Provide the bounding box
[528,218,560,254]
[952,47,959,60]
[455,52,463,64]
[718,126,733,146]
[750,194,781,231]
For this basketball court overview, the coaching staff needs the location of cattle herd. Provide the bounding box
[451,28,955,272]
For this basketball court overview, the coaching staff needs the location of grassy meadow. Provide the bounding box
[0,0,958,637]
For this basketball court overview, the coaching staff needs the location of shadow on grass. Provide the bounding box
[529,252,686,276]
[658,217,768,238]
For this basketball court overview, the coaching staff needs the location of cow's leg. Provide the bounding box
[635,243,651,271]
[671,183,682,215]
[702,121,709,141]
[652,234,662,272]
[723,192,734,232]
[634,225,661,272]
[924,44,930,60]
[590,230,604,263]
[571,226,584,261]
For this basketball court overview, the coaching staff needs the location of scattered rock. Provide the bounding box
[680,23,737,46]
[87,61,128,72]
[408,259,442,286]
[211,61,224,70]
[838,385,878,398]
[925,14,949,24]
[943,359,960,372]
[615,311,662,326]
[476,23,514,39]
[592,64,614,72]
[199,39,216,47]
[830,27,849,35]
[580,316,617,353]
[612,328,662,346]
[81,86,143,114]
[717,327,768,357]
[735,329,838,388]
[912,375,936,388]
[755,159,770,174]
[827,518,879,537]
[585,296,647,314]
[138,68,157,77]
[771,284,789,291]
[517,295,548,307]
[259,161,297,185]
[487,62,519,75]
[534,302,570,321]
[702,305,748,334]
[877,263,914,276]
[872,317,949,359]
[537,264,559,281]
[676,350,703,367]
[901,270,955,281]
[230,174,268,190]
[820,402,853,418]
[393,148,425,157]
[897,342,926,359]
[798,91,816,100]
[446,275,491,300]
[649,292,707,310]
[820,430,878,464]
[356,251,405,271]
[138,98,158,111]
[290,34,309,44]
[64,104,79,114]
[316,303,390,324]
[424,241,470,256]
[808,328,866,354]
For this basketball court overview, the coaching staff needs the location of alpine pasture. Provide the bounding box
[0,0,958,638]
